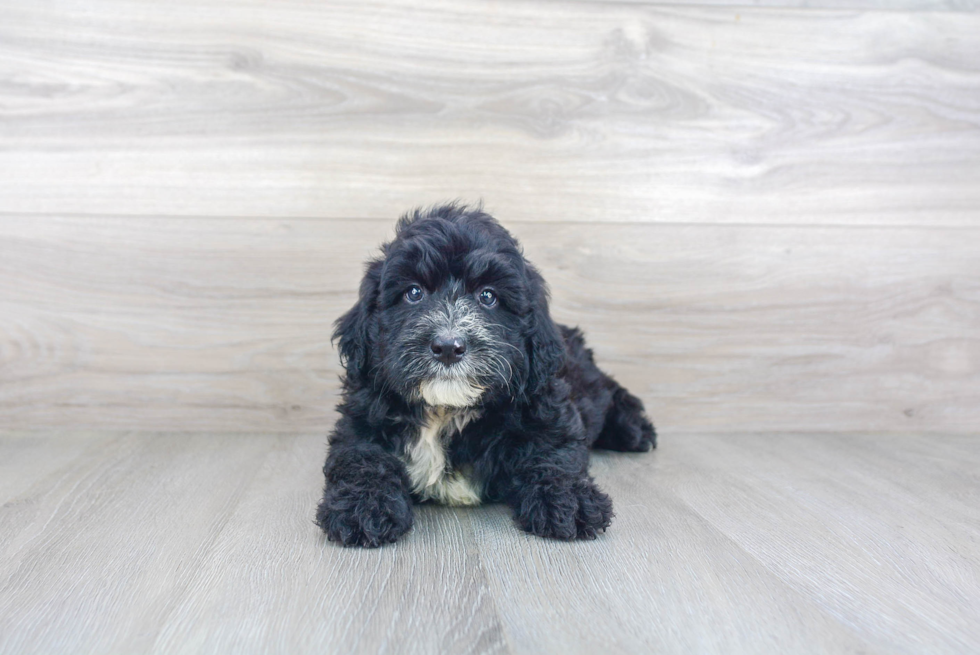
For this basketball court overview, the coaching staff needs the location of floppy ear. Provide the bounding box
[333,258,382,383]
[524,263,565,396]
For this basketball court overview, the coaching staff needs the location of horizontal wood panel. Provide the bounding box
[1,1,978,224]
[1,215,977,433]
[572,0,980,10]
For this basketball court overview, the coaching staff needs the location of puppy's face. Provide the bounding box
[335,207,564,409]
[375,225,529,407]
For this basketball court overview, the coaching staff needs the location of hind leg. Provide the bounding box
[593,386,657,452]
[559,324,656,453]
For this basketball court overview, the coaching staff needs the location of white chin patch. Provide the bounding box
[419,378,483,408]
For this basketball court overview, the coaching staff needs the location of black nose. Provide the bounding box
[430,336,466,365]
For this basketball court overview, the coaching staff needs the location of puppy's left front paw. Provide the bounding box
[572,480,614,539]
[514,478,613,540]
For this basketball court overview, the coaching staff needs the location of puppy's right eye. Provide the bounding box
[405,285,424,303]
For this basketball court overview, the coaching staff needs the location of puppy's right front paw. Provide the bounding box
[316,483,413,548]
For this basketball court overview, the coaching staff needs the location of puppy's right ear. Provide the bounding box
[333,258,383,382]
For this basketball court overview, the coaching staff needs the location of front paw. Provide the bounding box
[316,482,413,548]
[513,478,613,540]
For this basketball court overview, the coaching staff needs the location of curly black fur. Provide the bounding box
[316,203,656,547]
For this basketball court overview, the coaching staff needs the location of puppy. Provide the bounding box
[316,203,655,547]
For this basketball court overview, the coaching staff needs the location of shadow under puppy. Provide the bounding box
[316,203,656,547]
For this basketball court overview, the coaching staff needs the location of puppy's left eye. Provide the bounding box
[478,288,497,307]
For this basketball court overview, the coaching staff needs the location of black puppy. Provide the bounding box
[316,203,655,547]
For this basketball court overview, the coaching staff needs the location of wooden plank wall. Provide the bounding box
[1,0,978,433]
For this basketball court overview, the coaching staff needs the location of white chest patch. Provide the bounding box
[404,407,483,506]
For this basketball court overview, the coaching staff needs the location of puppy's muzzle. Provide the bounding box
[430,334,466,366]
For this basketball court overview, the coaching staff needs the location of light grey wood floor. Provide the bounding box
[1,431,977,654]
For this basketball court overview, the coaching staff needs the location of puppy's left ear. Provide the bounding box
[524,264,565,396]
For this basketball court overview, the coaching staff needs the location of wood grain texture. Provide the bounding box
[575,0,980,10]
[2,215,978,433]
[662,433,980,652]
[0,432,507,654]
[474,432,980,654]
[1,431,978,653]
[1,0,979,224]
[3,1,978,650]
